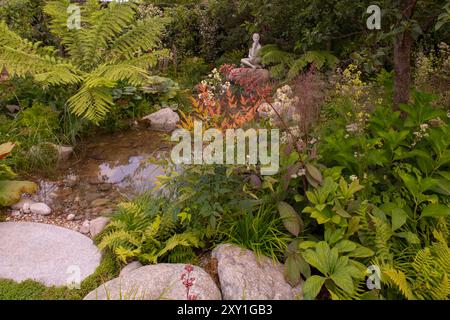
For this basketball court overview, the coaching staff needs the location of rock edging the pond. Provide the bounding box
[142,107,180,132]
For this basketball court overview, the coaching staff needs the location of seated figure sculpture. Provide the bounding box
[241,33,262,69]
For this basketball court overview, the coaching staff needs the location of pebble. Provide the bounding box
[79,220,91,234]
[98,183,112,192]
[30,203,52,216]
[10,210,22,217]
[91,198,110,207]
[67,214,76,221]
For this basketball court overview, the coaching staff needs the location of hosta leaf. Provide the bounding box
[0,180,38,207]
[278,201,304,236]
[302,275,325,300]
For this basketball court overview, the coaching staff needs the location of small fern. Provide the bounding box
[380,231,450,300]
[98,194,200,265]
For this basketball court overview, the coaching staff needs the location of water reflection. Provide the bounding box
[98,155,164,195]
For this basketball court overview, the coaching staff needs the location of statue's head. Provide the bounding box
[252,33,260,43]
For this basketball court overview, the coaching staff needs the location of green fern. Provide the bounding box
[98,195,200,265]
[260,45,338,80]
[0,0,174,123]
[380,231,450,300]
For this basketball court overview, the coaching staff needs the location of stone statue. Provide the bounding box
[241,33,262,69]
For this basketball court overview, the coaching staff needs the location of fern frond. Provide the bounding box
[157,232,200,259]
[109,17,169,60]
[114,246,141,264]
[91,63,151,87]
[383,267,415,300]
[98,229,142,251]
[260,45,296,65]
[430,273,450,300]
[372,215,393,262]
[81,2,136,69]
[128,49,170,70]
[67,84,114,124]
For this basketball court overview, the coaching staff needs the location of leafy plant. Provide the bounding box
[260,45,338,80]
[379,231,450,300]
[0,0,176,124]
[301,241,366,300]
[220,203,293,262]
[98,194,200,265]
[0,142,37,206]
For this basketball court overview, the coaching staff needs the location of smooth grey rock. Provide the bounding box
[6,104,20,114]
[67,213,76,221]
[10,210,22,217]
[0,222,101,286]
[55,145,74,161]
[84,264,221,300]
[142,108,180,132]
[119,261,143,277]
[80,220,90,234]
[212,244,303,300]
[30,203,52,216]
[11,198,34,211]
[89,217,110,238]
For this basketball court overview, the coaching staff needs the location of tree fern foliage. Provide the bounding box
[0,0,176,123]
[98,194,200,265]
[259,44,338,80]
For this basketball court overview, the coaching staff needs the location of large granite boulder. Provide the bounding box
[142,107,180,132]
[84,264,221,300]
[0,222,101,287]
[212,244,303,300]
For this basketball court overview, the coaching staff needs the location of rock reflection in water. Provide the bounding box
[98,155,165,195]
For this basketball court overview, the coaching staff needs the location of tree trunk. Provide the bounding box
[393,0,417,109]
[393,31,413,109]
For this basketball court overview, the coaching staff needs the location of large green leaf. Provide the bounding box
[330,266,355,294]
[0,180,38,207]
[391,207,408,231]
[302,275,326,300]
[421,204,450,218]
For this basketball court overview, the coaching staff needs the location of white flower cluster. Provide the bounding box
[200,68,230,96]
[412,123,429,147]
[259,85,300,127]
[291,168,306,179]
